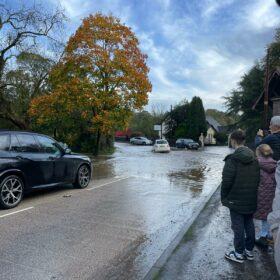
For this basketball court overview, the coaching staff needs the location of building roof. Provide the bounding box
[206,116,222,132]
[252,68,280,110]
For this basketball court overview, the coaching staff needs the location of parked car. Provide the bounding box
[152,139,170,153]
[0,131,92,209]
[175,138,199,150]
[130,137,153,145]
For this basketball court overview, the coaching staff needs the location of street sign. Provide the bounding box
[154,125,161,131]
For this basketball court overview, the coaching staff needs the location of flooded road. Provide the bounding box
[94,142,229,196]
[0,143,230,280]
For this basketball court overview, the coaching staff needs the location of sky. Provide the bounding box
[7,0,280,111]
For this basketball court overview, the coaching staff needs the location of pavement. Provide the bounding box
[158,187,280,280]
[0,143,228,280]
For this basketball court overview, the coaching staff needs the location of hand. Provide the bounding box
[257,129,264,137]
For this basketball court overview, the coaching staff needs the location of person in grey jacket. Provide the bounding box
[268,161,280,275]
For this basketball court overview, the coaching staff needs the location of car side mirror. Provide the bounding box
[65,148,72,154]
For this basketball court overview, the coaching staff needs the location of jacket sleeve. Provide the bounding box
[268,163,280,232]
[257,134,273,147]
[255,135,263,147]
[221,158,237,201]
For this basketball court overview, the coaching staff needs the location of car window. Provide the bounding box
[17,134,40,153]
[10,134,21,152]
[0,134,10,151]
[37,136,61,156]
[156,140,167,144]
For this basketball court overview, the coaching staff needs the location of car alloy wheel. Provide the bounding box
[77,165,90,188]
[0,175,23,209]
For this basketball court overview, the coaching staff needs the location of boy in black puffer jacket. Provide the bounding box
[222,130,260,263]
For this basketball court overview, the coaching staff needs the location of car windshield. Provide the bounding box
[185,139,194,143]
[156,140,167,144]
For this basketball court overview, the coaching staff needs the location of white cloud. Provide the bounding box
[201,0,234,18]
[244,0,280,31]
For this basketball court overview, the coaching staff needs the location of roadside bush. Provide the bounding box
[215,132,228,145]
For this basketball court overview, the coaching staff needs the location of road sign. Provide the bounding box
[154,125,161,131]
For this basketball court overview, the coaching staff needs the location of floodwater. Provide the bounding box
[93,142,230,197]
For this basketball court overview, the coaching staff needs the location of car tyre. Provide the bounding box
[74,165,91,189]
[0,175,24,209]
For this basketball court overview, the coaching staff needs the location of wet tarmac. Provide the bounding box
[0,143,229,279]
[159,188,280,280]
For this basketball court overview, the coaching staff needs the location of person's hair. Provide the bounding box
[230,129,246,145]
[256,144,273,158]
[270,116,280,127]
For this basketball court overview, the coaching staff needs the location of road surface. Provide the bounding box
[0,143,227,279]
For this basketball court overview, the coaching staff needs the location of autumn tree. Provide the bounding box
[30,13,152,154]
[0,2,65,128]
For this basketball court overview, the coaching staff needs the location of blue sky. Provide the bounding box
[9,0,280,111]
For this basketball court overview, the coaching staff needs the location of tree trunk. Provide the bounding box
[53,128,58,139]
[94,130,101,156]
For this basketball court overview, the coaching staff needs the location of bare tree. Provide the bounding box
[151,103,168,123]
[0,2,65,129]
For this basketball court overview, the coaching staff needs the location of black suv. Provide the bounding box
[175,138,200,150]
[0,131,92,209]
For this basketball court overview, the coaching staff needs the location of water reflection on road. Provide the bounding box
[93,142,231,197]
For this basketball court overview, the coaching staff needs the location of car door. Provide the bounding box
[136,137,141,144]
[0,133,10,158]
[14,133,53,187]
[36,135,68,184]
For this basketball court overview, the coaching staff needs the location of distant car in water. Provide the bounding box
[0,131,92,209]
[152,139,170,153]
[130,137,153,145]
[175,138,199,150]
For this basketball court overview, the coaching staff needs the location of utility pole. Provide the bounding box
[264,48,270,129]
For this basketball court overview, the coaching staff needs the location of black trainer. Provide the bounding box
[225,251,245,264]
[244,249,254,261]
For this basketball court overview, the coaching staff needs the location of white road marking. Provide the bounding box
[87,176,131,191]
[0,207,34,219]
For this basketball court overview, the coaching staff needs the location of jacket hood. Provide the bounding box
[226,146,255,164]
[258,157,277,173]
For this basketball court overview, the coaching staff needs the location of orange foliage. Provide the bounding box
[29,13,152,137]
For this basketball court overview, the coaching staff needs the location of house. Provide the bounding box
[252,67,280,116]
[205,116,223,145]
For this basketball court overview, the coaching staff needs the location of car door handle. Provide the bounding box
[16,155,24,160]
[16,155,32,161]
